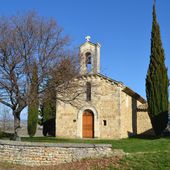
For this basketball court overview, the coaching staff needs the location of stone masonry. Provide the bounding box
[56,74,152,139]
[0,140,124,166]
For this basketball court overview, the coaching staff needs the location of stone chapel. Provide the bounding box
[55,37,152,139]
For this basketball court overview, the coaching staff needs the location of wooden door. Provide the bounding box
[82,110,94,138]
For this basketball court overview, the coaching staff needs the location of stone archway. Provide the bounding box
[82,109,94,138]
[77,106,99,138]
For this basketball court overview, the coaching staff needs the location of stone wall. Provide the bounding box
[120,92,134,138]
[120,92,152,138]
[0,140,123,166]
[137,111,152,134]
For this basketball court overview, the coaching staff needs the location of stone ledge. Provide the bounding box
[0,140,112,148]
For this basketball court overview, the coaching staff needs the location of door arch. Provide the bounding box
[82,109,94,138]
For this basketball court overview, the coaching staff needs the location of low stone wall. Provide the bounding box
[0,140,124,166]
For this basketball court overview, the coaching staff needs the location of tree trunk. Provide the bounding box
[13,112,21,141]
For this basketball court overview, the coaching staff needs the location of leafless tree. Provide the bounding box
[0,11,79,139]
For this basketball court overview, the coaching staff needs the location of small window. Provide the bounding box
[103,120,107,126]
[86,82,91,101]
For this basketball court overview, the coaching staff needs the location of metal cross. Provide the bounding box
[85,36,91,42]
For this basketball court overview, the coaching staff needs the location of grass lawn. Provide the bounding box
[116,151,170,170]
[21,136,170,153]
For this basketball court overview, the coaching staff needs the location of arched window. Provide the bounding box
[85,52,92,73]
[86,82,91,101]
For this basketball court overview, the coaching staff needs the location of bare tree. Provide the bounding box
[0,11,78,139]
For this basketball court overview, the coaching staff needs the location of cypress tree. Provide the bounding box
[40,92,56,123]
[43,95,56,122]
[39,82,56,124]
[27,62,39,137]
[39,82,56,136]
[146,3,169,136]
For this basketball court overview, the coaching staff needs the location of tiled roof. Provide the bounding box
[137,103,148,112]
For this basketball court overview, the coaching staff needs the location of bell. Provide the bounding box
[86,56,91,64]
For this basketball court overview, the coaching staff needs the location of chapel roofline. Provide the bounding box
[122,87,147,104]
[79,41,101,49]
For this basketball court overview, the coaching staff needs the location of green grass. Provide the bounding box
[112,151,170,170]
[21,136,170,153]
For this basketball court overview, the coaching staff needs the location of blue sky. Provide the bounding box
[0,0,170,119]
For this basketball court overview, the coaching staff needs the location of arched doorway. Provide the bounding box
[82,109,94,138]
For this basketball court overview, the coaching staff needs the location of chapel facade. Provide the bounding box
[55,37,152,139]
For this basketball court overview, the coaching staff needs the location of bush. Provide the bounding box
[0,129,13,139]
